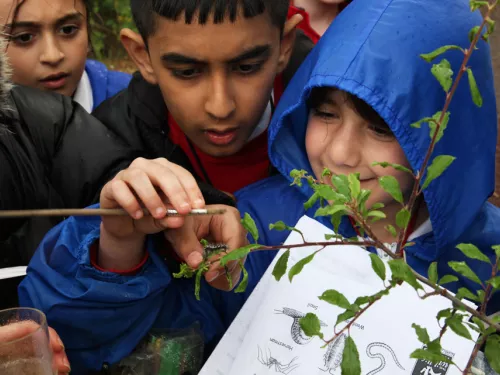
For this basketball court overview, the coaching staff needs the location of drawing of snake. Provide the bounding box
[320,333,346,374]
[366,342,405,375]
[274,307,328,345]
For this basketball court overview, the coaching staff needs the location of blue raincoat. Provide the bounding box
[236,0,500,313]
[85,59,131,110]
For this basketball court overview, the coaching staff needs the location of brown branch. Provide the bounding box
[0,208,226,218]
[395,4,496,255]
[480,256,500,315]
[463,334,489,375]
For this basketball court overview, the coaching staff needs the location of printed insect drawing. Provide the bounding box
[274,307,327,345]
[366,342,405,375]
[319,333,346,374]
[257,346,299,374]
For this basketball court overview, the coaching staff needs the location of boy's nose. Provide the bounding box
[327,124,362,169]
[40,35,64,65]
[205,74,236,120]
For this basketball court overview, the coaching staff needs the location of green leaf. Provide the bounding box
[348,173,361,199]
[470,0,489,11]
[272,250,290,282]
[241,213,259,243]
[289,253,316,282]
[371,203,385,210]
[448,261,483,285]
[269,221,305,240]
[456,243,491,263]
[437,309,452,321]
[325,233,343,241]
[194,266,205,301]
[396,208,411,229]
[173,263,196,279]
[315,204,348,218]
[220,244,260,267]
[485,335,500,373]
[446,315,472,340]
[469,25,481,42]
[322,168,332,177]
[428,111,450,143]
[412,323,431,344]
[357,189,371,211]
[369,253,386,281]
[438,275,459,285]
[411,116,434,129]
[290,169,308,186]
[372,162,412,174]
[467,68,483,107]
[379,176,404,204]
[488,276,500,289]
[472,316,486,332]
[456,287,481,302]
[299,313,323,339]
[493,245,500,259]
[235,262,249,293]
[420,45,462,62]
[410,348,453,364]
[388,259,423,291]
[315,184,342,202]
[331,175,351,199]
[304,191,320,210]
[336,310,357,326]
[422,155,456,190]
[200,238,209,247]
[431,59,453,92]
[367,210,386,221]
[319,290,351,309]
[341,336,361,375]
[385,225,397,238]
[428,262,438,284]
[354,296,372,306]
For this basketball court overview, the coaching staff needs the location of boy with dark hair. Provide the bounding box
[93,0,313,196]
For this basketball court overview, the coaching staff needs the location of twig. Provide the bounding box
[395,4,496,255]
[463,334,489,375]
[480,256,499,315]
[0,208,226,218]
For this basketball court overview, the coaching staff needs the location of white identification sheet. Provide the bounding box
[200,216,478,375]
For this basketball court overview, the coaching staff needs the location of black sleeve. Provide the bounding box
[9,86,138,207]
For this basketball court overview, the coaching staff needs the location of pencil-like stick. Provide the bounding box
[0,208,226,218]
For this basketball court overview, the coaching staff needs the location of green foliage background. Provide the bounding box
[89,0,134,60]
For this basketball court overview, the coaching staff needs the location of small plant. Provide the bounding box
[174,1,500,373]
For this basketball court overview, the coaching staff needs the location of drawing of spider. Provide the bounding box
[257,346,299,374]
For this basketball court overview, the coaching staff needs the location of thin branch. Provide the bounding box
[480,256,500,315]
[463,334,489,375]
[395,4,496,254]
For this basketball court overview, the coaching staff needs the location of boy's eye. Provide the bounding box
[172,68,202,79]
[368,123,395,139]
[12,33,34,45]
[312,108,340,120]
[59,25,79,36]
[234,63,261,74]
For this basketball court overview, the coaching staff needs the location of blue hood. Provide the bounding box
[268,0,497,252]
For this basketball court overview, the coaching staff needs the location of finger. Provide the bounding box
[155,159,205,209]
[107,179,144,219]
[53,350,71,374]
[120,168,167,219]
[164,225,204,268]
[48,327,64,353]
[141,163,193,214]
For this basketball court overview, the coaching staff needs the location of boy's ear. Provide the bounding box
[120,28,158,85]
[277,14,303,74]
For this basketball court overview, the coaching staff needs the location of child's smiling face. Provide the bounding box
[0,0,89,97]
[305,88,414,212]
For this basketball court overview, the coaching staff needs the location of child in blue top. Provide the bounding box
[1,0,130,112]
[19,0,500,372]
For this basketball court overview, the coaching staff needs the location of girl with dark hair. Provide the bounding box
[0,0,131,112]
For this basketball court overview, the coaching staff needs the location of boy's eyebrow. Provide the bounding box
[161,45,272,65]
[5,12,83,30]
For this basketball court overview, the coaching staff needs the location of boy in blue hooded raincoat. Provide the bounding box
[19,0,500,372]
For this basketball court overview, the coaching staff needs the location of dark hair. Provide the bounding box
[308,87,390,133]
[131,0,290,42]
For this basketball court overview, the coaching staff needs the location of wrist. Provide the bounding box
[99,223,146,271]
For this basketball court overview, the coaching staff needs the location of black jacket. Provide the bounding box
[0,86,139,309]
[92,30,314,188]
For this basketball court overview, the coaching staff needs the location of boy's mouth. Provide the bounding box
[203,128,238,146]
[39,73,70,90]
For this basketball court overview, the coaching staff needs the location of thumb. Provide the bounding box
[164,227,204,269]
